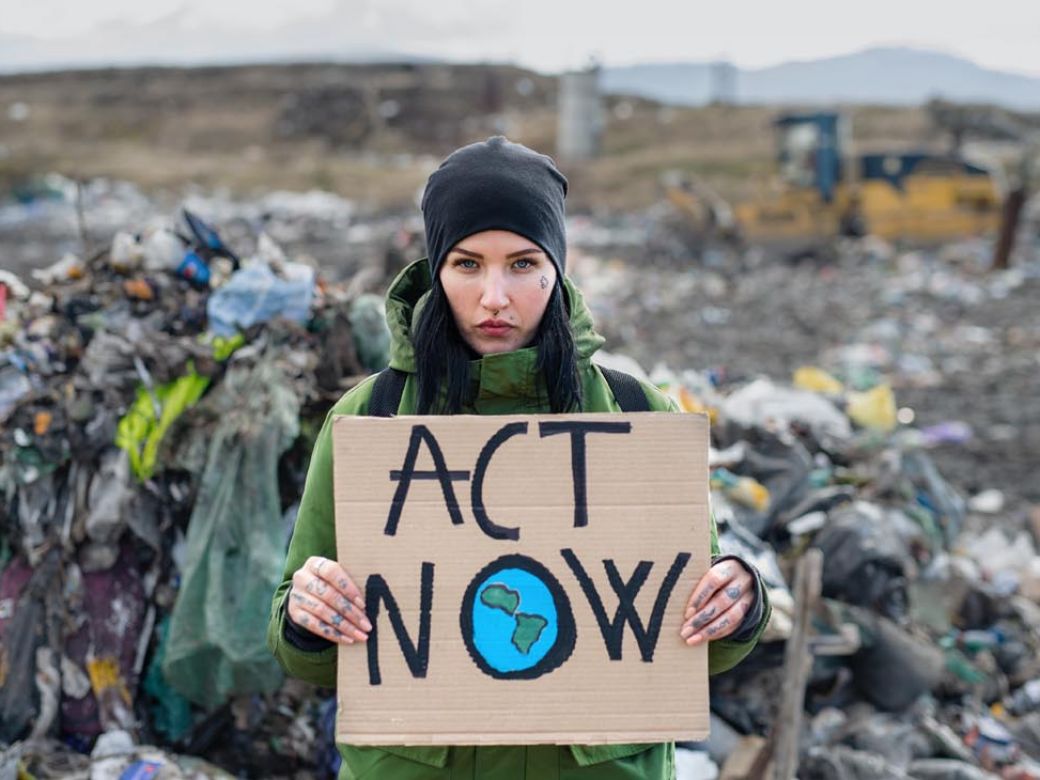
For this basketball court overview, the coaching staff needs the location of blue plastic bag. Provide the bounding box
[207,263,315,337]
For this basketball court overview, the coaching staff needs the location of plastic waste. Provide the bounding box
[142,228,185,272]
[813,502,910,620]
[0,365,33,423]
[31,252,85,285]
[845,607,944,711]
[142,617,193,742]
[920,421,973,447]
[793,366,844,395]
[968,489,1005,514]
[115,367,210,482]
[163,360,299,708]
[965,715,1019,766]
[110,231,145,272]
[206,262,315,337]
[711,468,770,512]
[349,293,392,372]
[1008,679,1040,716]
[722,378,852,439]
[176,249,211,288]
[846,383,897,432]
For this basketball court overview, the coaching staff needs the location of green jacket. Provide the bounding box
[267,259,771,779]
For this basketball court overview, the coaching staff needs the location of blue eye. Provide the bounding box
[513,258,534,269]
[453,258,478,269]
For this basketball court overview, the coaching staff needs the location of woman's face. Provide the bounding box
[439,229,558,356]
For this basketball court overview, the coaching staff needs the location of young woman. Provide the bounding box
[267,136,770,779]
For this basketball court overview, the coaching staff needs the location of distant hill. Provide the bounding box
[602,47,1040,110]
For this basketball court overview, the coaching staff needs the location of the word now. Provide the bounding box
[365,549,691,684]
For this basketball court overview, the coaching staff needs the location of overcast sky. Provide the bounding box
[3,0,1040,76]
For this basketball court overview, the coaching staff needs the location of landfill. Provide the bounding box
[1,179,1040,779]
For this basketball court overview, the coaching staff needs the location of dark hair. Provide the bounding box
[413,278,583,414]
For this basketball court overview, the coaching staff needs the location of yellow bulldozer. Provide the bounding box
[669,111,1004,247]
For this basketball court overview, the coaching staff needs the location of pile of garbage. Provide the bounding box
[575,214,1040,515]
[0,208,392,778]
[594,350,1040,778]
[2,195,1040,779]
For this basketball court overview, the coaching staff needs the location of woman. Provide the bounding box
[267,136,770,779]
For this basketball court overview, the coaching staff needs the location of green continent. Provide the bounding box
[512,613,548,654]
[480,583,519,616]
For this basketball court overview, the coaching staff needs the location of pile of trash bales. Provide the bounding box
[0,208,391,778]
[2,201,1040,779]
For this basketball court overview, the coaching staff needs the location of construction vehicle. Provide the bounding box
[679,111,1004,246]
[926,99,1039,268]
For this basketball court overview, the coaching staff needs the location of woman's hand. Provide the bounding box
[680,558,755,646]
[287,556,372,645]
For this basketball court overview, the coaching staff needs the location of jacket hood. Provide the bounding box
[384,258,605,375]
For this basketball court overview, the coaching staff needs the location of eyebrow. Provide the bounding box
[450,247,545,259]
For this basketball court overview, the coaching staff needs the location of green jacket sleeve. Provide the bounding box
[266,375,379,687]
[638,379,772,676]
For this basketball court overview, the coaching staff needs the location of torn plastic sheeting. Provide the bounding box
[115,366,209,482]
[163,359,299,709]
[206,261,315,337]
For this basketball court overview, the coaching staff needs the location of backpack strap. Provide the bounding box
[367,367,407,417]
[599,366,651,413]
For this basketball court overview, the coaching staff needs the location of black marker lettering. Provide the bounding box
[561,548,691,662]
[471,422,528,541]
[386,425,469,535]
[365,563,435,686]
[538,421,630,528]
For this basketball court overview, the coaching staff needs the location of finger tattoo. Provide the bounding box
[725,586,741,600]
[331,613,343,627]
[706,618,730,637]
[692,607,717,629]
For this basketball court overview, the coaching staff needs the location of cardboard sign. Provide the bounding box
[332,413,710,745]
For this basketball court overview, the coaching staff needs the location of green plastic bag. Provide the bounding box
[163,359,299,708]
[115,367,210,481]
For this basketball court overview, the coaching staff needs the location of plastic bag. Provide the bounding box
[206,262,315,337]
[162,359,299,708]
[115,368,210,482]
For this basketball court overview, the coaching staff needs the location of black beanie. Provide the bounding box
[421,136,568,278]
